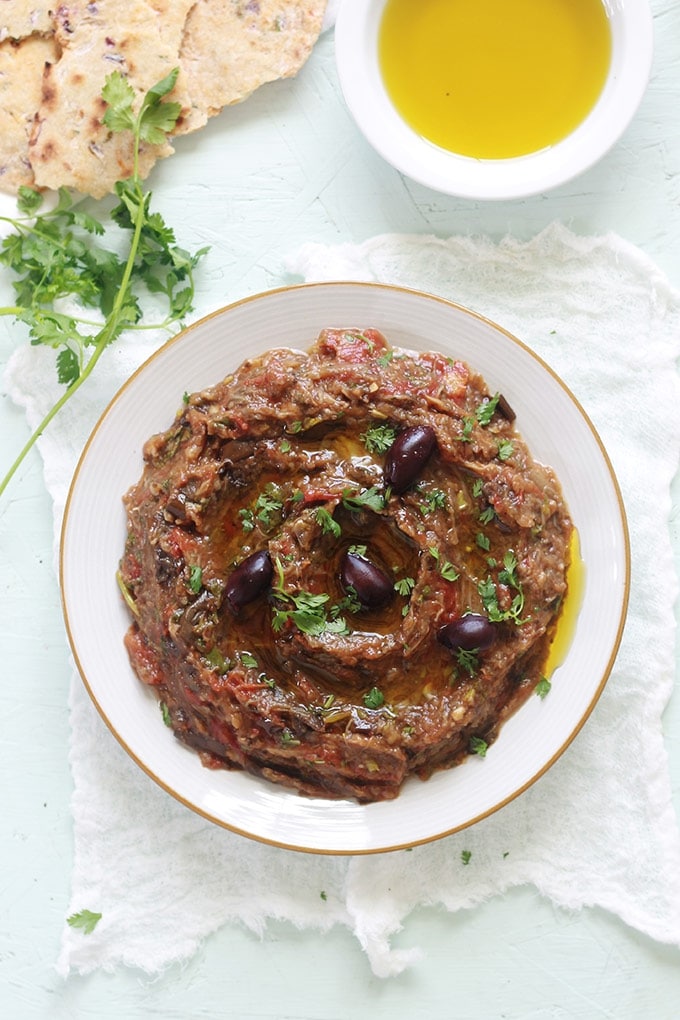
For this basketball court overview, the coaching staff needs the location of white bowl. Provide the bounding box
[61,282,629,854]
[334,0,654,200]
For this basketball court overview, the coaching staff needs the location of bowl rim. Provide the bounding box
[334,0,654,200]
[60,281,631,854]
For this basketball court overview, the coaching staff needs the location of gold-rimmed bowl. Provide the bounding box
[61,282,629,853]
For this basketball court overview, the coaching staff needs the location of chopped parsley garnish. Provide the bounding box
[469,736,488,757]
[160,701,172,726]
[394,576,416,597]
[428,547,459,582]
[316,507,341,538]
[461,850,472,866]
[475,393,500,426]
[497,438,514,461]
[454,648,479,676]
[363,687,385,709]
[240,485,284,532]
[361,422,397,455]
[67,909,102,935]
[476,532,491,552]
[271,558,348,636]
[478,505,496,525]
[419,487,447,515]
[535,676,552,699]
[459,416,475,441]
[341,486,386,513]
[188,564,203,593]
[239,651,258,669]
[478,551,527,625]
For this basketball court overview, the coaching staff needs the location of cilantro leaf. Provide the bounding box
[101,73,136,133]
[341,486,386,513]
[0,69,208,500]
[535,676,552,699]
[469,736,488,757]
[361,422,397,455]
[363,687,385,709]
[67,909,102,935]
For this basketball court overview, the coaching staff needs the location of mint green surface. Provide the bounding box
[2,8,680,1017]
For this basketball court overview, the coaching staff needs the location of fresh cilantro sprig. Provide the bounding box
[361,422,397,455]
[270,557,348,636]
[478,551,528,624]
[341,486,387,513]
[0,68,208,498]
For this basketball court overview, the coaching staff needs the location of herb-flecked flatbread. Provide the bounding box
[0,0,327,198]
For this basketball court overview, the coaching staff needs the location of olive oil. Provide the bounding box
[379,0,612,159]
[543,529,585,678]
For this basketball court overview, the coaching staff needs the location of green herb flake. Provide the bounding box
[341,486,386,513]
[188,564,203,593]
[461,850,472,866]
[361,422,397,455]
[240,651,258,669]
[497,438,514,461]
[160,701,172,727]
[459,416,475,441]
[475,393,500,426]
[394,576,416,597]
[419,487,447,515]
[535,676,552,699]
[316,507,341,538]
[320,890,328,901]
[476,532,490,552]
[281,728,301,747]
[67,909,102,935]
[455,648,479,677]
[478,505,496,525]
[469,736,488,758]
[363,687,385,710]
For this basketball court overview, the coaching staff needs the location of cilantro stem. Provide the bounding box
[0,180,146,499]
[0,68,205,501]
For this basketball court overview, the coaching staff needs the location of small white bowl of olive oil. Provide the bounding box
[334,0,653,200]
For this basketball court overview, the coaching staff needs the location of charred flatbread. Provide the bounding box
[0,0,327,198]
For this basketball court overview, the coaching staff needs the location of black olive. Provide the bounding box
[437,613,497,652]
[384,425,437,493]
[341,551,394,608]
[225,549,273,611]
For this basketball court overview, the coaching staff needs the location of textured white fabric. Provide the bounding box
[5,224,680,978]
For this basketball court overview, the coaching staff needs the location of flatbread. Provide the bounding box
[0,0,327,198]
[0,34,58,192]
[0,1,53,42]
[174,0,329,135]
[30,0,194,198]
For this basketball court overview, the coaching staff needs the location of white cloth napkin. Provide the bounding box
[5,223,680,978]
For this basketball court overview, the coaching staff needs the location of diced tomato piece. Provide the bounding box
[318,328,389,363]
[124,629,165,686]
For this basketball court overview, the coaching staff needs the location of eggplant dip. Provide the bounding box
[118,327,573,802]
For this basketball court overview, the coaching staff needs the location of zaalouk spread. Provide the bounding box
[118,327,572,802]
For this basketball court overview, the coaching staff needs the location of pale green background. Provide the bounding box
[2,5,679,1017]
